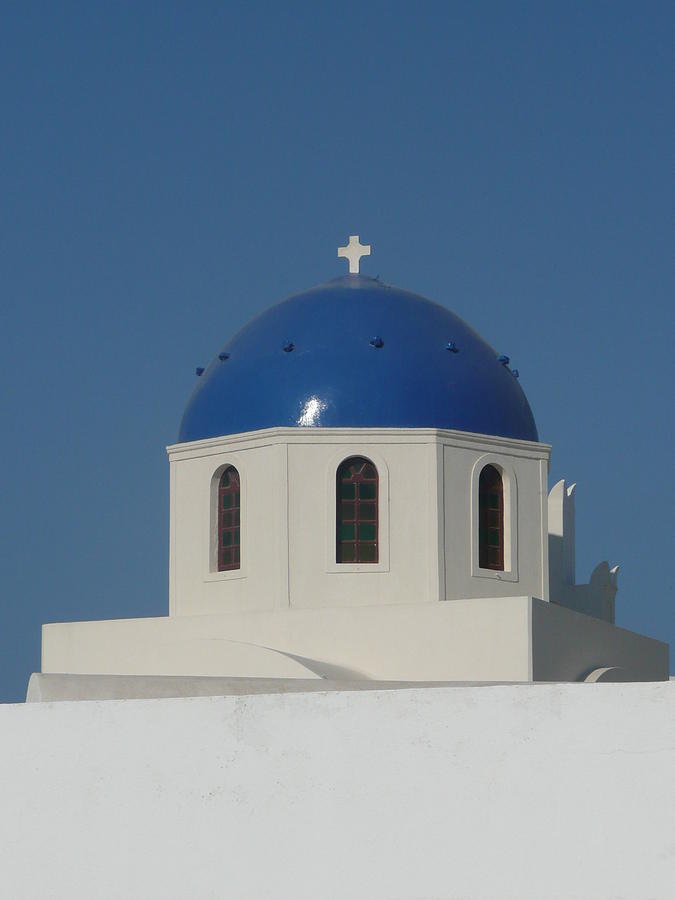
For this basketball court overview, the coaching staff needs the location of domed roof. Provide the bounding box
[178,275,538,443]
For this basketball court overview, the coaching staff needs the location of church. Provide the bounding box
[32,236,668,697]
[5,239,673,900]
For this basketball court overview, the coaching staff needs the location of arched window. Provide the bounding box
[479,465,504,570]
[336,457,378,563]
[218,466,240,571]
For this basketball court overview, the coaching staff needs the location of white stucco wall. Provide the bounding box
[42,598,534,682]
[1,681,674,899]
[532,597,668,681]
[169,436,288,616]
[286,437,439,607]
[443,438,549,601]
[168,427,550,616]
[42,597,668,683]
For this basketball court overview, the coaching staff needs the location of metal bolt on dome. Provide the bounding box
[497,354,510,365]
[446,341,459,353]
[282,341,295,353]
[218,352,230,361]
[512,369,520,379]
[195,367,205,376]
[369,336,384,348]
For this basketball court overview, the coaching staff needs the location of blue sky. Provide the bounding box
[1,2,673,700]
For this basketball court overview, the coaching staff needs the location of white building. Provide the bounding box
[4,239,673,899]
[35,237,668,693]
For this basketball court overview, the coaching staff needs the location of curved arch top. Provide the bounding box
[178,275,539,443]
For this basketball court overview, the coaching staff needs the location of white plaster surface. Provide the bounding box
[532,598,667,681]
[444,441,548,600]
[1,681,674,899]
[26,673,468,702]
[548,479,619,622]
[167,426,550,616]
[42,598,533,681]
[42,596,668,683]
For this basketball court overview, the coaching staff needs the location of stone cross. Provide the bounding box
[338,235,371,274]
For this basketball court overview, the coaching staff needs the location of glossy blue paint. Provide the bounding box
[179,275,539,442]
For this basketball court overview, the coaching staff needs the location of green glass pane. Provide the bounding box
[222,531,233,547]
[339,524,356,541]
[340,483,356,499]
[222,494,233,509]
[489,493,500,508]
[359,502,376,521]
[233,510,240,526]
[479,527,487,542]
[363,464,376,479]
[234,528,240,546]
[234,492,240,507]
[359,523,376,541]
[358,544,377,563]
[221,511,232,527]
[488,530,500,547]
[221,549,233,565]
[350,462,364,477]
[233,548,240,564]
[340,501,355,521]
[488,510,500,527]
[359,483,376,500]
[339,544,355,563]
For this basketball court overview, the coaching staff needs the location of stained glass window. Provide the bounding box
[218,466,241,571]
[336,457,378,564]
[479,465,504,570]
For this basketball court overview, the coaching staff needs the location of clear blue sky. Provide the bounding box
[1,2,673,701]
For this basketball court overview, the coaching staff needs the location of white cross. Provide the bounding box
[337,235,371,274]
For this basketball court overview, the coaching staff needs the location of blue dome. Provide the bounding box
[179,275,538,443]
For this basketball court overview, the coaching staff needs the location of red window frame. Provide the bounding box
[336,457,378,564]
[479,464,504,571]
[218,466,241,571]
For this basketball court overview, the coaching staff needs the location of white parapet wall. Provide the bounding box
[41,597,668,683]
[1,681,674,899]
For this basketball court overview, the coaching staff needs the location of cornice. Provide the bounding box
[167,426,551,462]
